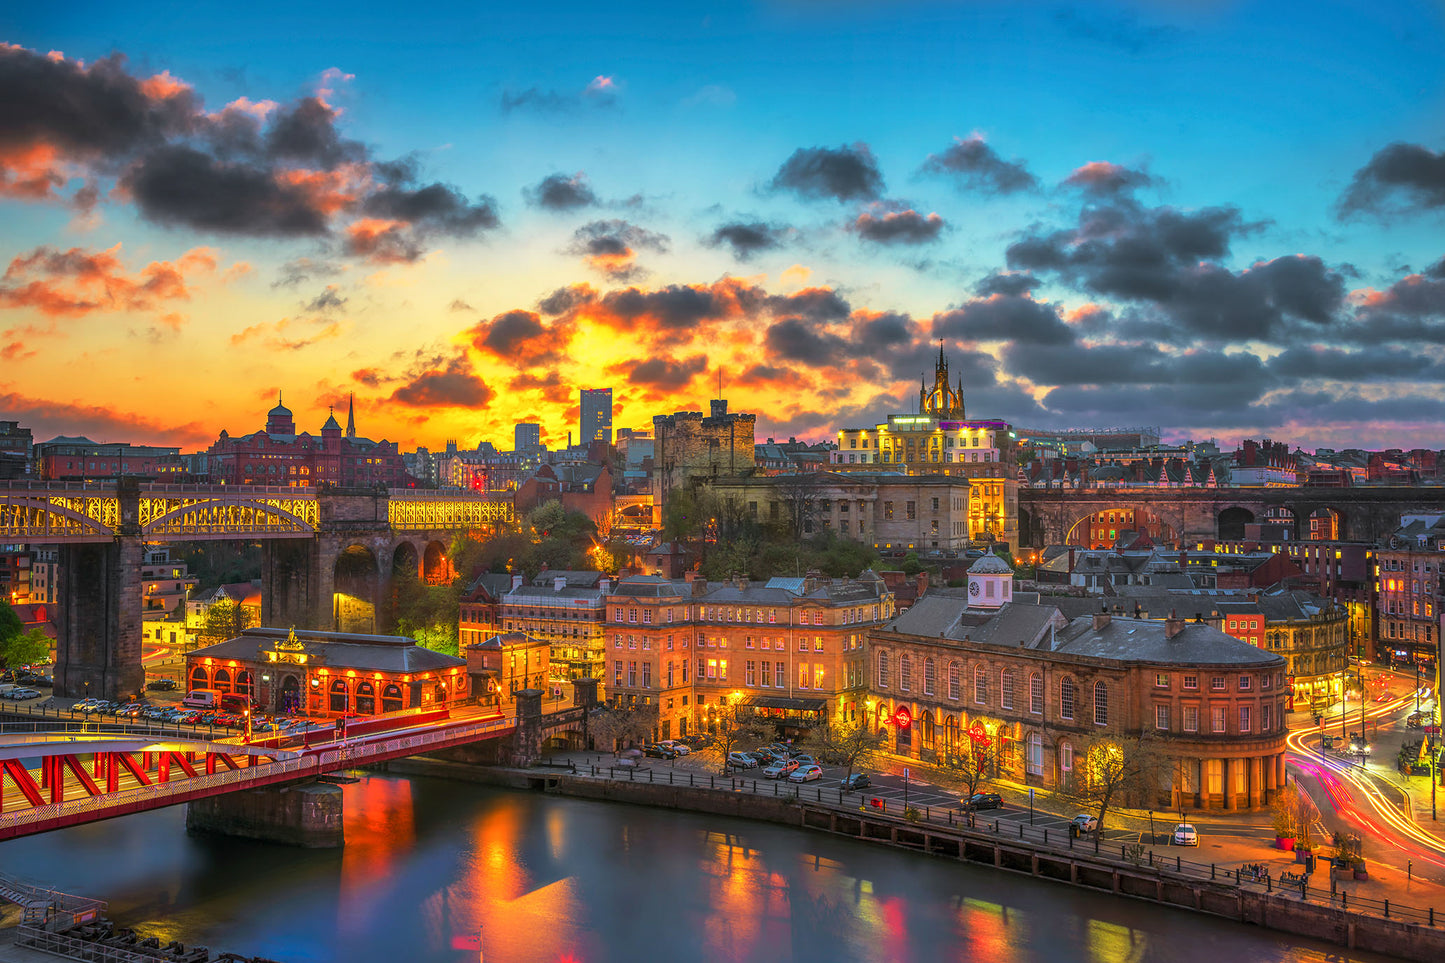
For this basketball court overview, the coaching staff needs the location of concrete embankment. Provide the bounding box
[384,757,1445,962]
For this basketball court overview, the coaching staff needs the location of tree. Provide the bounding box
[197,597,257,647]
[1272,781,1320,848]
[699,696,758,773]
[0,599,23,643]
[0,627,51,669]
[590,704,658,756]
[661,489,701,543]
[814,717,885,784]
[936,739,997,803]
[1060,730,1168,839]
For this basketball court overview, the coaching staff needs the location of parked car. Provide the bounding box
[1071,814,1099,835]
[659,739,690,755]
[788,764,823,783]
[644,744,677,759]
[727,751,759,769]
[840,773,871,792]
[963,792,1003,811]
[790,753,817,766]
[762,760,800,779]
[5,687,40,700]
[146,678,179,691]
[1172,823,1199,846]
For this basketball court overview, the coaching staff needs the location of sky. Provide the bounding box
[3,0,1445,454]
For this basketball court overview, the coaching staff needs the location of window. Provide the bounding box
[1030,672,1043,714]
[1000,669,1015,710]
[1183,705,1198,732]
[667,661,674,687]
[877,651,889,688]
[613,660,622,688]
[948,662,960,701]
[1212,706,1226,732]
[814,665,824,689]
[775,662,785,688]
[627,662,637,687]
[906,501,916,520]
[1211,676,1226,691]
[1093,681,1108,726]
[973,665,988,704]
[900,656,913,692]
[1060,677,1075,719]
[1239,675,1252,691]
[923,658,936,696]
[1261,673,1271,690]
[798,663,809,689]
[746,661,756,686]
[1183,674,1198,690]
[1026,732,1044,776]
[1261,702,1272,731]
[1239,705,1252,733]
[1060,741,1073,772]
[1155,704,1169,730]
[641,663,651,688]
[1155,673,1169,688]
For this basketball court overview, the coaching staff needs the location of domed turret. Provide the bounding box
[265,391,296,435]
[966,552,1013,609]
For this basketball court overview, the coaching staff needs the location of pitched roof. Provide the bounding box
[191,627,465,673]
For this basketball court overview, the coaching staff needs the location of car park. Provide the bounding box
[762,760,799,779]
[963,792,1003,811]
[1071,814,1099,834]
[840,773,871,792]
[1172,823,1199,846]
[727,751,759,769]
[788,764,823,783]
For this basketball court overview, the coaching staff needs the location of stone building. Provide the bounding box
[652,399,756,526]
[1376,515,1445,670]
[867,558,1288,811]
[466,630,551,711]
[186,626,469,718]
[707,471,974,553]
[493,570,610,683]
[1213,588,1348,711]
[828,348,1019,550]
[603,572,895,742]
[207,394,409,488]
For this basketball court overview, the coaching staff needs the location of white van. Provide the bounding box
[182,689,220,708]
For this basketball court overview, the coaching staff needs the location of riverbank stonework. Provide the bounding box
[383,758,1444,963]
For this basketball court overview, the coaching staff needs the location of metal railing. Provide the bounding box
[566,762,1442,928]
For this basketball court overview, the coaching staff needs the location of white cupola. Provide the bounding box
[966,553,1013,609]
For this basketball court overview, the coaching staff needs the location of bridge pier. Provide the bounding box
[186,781,344,847]
[54,539,144,701]
[262,538,323,630]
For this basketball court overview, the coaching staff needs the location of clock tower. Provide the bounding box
[966,553,1013,609]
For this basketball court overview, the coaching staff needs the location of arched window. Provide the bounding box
[973,664,988,704]
[235,671,253,698]
[923,658,936,696]
[877,650,890,688]
[189,665,208,691]
[945,715,959,752]
[212,668,232,694]
[329,678,349,713]
[947,661,960,701]
[356,681,376,715]
[921,710,935,748]
[999,668,1015,710]
[1093,680,1109,726]
[1060,677,1076,720]
[1059,740,1074,775]
[900,655,913,692]
[1029,672,1043,714]
[381,683,404,712]
[1027,731,1045,776]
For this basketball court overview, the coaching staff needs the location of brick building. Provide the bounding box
[207,394,409,488]
[1212,589,1348,711]
[603,572,895,742]
[1376,515,1445,669]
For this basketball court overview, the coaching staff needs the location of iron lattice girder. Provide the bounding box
[0,493,119,542]
[138,493,319,539]
[388,492,513,530]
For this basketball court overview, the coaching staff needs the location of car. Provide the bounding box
[727,751,759,769]
[145,678,179,691]
[840,773,871,792]
[789,753,817,766]
[1071,814,1099,835]
[963,792,1003,811]
[658,739,690,755]
[762,760,800,779]
[1172,823,1199,846]
[788,764,823,783]
[6,687,40,700]
[644,744,677,759]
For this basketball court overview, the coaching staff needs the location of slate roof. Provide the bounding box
[968,554,1013,575]
[191,627,465,673]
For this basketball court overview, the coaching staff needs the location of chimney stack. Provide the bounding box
[511,574,524,591]
[1165,608,1186,639]
[1092,610,1111,632]
[554,575,566,593]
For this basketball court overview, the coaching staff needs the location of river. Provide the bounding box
[0,773,1397,963]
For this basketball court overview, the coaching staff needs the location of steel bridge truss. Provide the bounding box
[388,491,514,531]
[0,492,120,543]
[138,492,318,540]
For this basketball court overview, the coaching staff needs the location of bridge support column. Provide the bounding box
[54,537,143,701]
[262,538,322,630]
[186,781,343,847]
[511,688,545,767]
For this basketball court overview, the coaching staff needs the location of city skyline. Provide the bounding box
[4,2,1445,454]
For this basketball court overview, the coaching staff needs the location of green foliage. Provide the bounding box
[198,598,257,646]
[177,542,262,591]
[392,568,461,655]
[901,552,922,576]
[0,600,22,643]
[661,490,700,542]
[0,627,51,668]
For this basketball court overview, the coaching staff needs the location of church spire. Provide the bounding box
[345,392,356,439]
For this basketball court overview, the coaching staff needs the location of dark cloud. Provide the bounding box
[708,221,786,259]
[852,311,917,353]
[272,257,343,288]
[1061,161,1155,197]
[508,369,570,403]
[1267,345,1436,381]
[537,283,596,316]
[770,144,883,202]
[467,308,573,366]
[1426,256,1445,280]
[1003,342,1271,390]
[764,318,851,366]
[122,145,332,236]
[920,135,1038,194]
[351,368,385,387]
[263,97,364,169]
[568,219,669,256]
[597,282,734,335]
[390,356,494,408]
[363,182,499,236]
[932,295,1075,345]
[768,287,851,321]
[974,272,1040,297]
[852,206,945,245]
[303,286,347,313]
[619,354,708,391]
[1338,142,1445,218]
[735,363,794,387]
[500,76,618,114]
[449,298,474,312]
[525,172,598,210]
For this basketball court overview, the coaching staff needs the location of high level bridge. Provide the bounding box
[0,481,512,699]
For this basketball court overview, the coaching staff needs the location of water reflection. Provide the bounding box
[0,772,1402,963]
